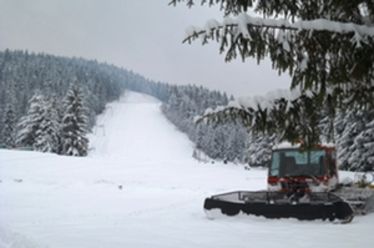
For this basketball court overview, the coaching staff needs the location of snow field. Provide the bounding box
[1,92,373,248]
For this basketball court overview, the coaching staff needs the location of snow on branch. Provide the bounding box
[169,0,254,15]
[198,89,299,118]
[235,88,301,110]
[185,13,374,42]
[194,88,328,147]
[194,88,301,126]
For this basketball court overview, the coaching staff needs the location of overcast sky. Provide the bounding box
[0,0,291,97]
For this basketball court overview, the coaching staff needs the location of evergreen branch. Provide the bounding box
[171,0,372,22]
[195,92,328,148]
[184,13,374,43]
[169,0,255,15]
[184,13,374,109]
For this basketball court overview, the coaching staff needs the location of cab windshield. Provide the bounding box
[270,149,326,177]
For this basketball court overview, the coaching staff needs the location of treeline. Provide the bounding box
[10,86,89,155]
[161,85,249,163]
[1,50,372,171]
[0,50,252,162]
[0,50,128,155]
[123,77,274,165]
[135,80,374,170]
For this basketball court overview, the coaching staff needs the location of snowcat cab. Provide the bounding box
[203,144,367,223]
[268,145,339,194]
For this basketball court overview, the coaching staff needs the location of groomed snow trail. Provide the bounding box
[89,92,193,162]
[1,92,373,248]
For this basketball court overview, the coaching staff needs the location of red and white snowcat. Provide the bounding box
[204,143,374,223]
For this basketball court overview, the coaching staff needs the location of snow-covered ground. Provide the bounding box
[0,92,373,248]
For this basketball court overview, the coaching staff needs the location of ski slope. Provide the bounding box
[0,92,373,248]
[89,93,193,162]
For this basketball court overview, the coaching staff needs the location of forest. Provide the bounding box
[0,50,372,171]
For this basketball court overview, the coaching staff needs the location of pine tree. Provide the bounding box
[227,123,248,163]
[335,111,359,170]
[0,50,127,144]
[335,109,374,171]
[247,132,276,167]
[358,119,374,171]
[1,104,16,148]
[172,0,374,109]
[50,96,63,153]
[194,123,208,151]
[172,0,374,148]
[16,92,46,149]
[349,111,374,171]
[34,97,61,153]
[61,85,89,156]
[211,125,227,161]
[193,124,212,162]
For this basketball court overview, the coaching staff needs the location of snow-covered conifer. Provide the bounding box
[173,0,374,110]
[34,97,61,153]
[226,124,247,162]
[350,112,374,171]
[1,104,16,148]
[16,92,46,149]
[174,1,374,150]
[61,85,89,156]
[247,133,276,167]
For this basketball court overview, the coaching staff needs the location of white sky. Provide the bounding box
[0,0,291,97]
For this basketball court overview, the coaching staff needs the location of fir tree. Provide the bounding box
[0,50,127,144]
[16,92,46,149]
[34,97,61,153]
[226,123,247,162]
[335,111,359,170]
[349,111,374,171]
[172,0,374,109]
[172,0,374,148]
[335,109,374,171]
[358,119,374,171]
[247,132,276,167]
[61,85,89,156]
[1,104,16,148]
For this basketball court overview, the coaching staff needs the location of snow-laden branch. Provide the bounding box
[197,88,300,119]
[194,88,335,148]
[185,12,374,110]
[185,13,374,42]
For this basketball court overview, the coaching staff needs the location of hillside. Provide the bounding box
[1,50,250,164]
